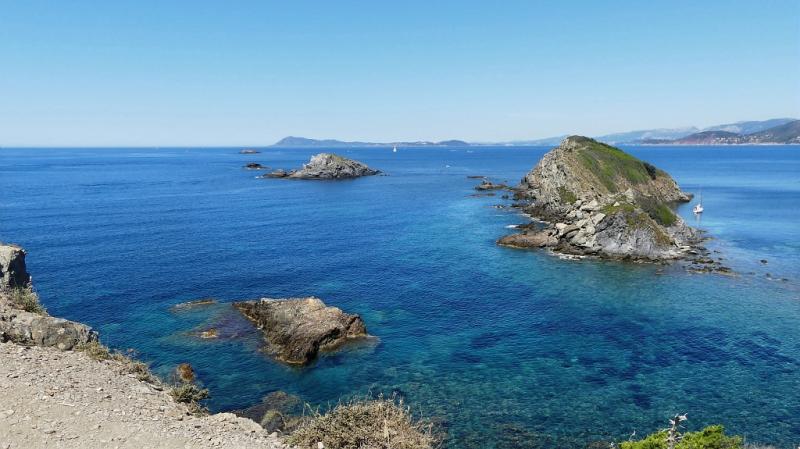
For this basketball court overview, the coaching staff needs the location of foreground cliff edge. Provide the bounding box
[499,136,703,262]
[0,244,436,449]
[0,244,288,449]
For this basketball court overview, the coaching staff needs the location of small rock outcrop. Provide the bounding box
[1,244,97,349]
[474,179,509,191]
[233,297,367,365]
[0,302,97,349]
[500,136,700,261]
[262,153,380,180]
[0,244,31,289]
[244,162,267,170]
[239,149,260,154]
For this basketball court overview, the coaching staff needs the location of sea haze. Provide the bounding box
[1,145,799,448]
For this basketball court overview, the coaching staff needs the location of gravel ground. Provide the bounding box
[0,342,289,449]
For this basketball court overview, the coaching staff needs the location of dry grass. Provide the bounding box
[76,341,157,383]
[288,394,437,449]
[77,340,112,360]
[2,285,47,315]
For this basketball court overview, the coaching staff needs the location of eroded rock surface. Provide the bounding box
[262,153,380,180]
[0,243,97,349]
[233,297,367,365]
[0,243,31,288]
[500,136,700,261]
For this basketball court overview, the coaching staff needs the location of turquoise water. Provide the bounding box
[1,146,799,448]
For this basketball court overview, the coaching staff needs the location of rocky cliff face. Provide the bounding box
[233,297,367,365]
[0,244,31,289]
[501,136,698,261]
[264,153,380,179]
[1,244,97,349]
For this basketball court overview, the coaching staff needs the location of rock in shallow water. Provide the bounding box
[233,297,367,365]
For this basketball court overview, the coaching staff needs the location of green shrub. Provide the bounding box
[642,162,658,180]
[558,187,578,204]
[170,383,210,415]
[288,395,437,449]
[576,140,653,192]
[170,383,209,403]
[2,286,46,315]
[620,425,742,449]
[636,196,678,227]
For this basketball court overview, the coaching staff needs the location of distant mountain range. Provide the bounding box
[272,136,469,147]
[518,118,799,146]
[271,118,799,147]
[640,120,800,145]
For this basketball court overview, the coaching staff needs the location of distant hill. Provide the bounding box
[702,118,796,135]
[668,131,741,145]
[595,127,699,144]
[500,118,798,146]
[743,119,800,143]
[272,118,799,148]
[502,135,568,146]
[654,120,800,145]
[272,136,471,147]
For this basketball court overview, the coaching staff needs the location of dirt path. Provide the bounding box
[0,342,288,449]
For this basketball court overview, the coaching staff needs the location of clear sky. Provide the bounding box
[1,0,798,146]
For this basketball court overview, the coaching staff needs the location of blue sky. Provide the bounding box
[1,1,798,146]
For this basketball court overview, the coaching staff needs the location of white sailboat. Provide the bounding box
[392,146,397,153]
[693,190,704,214]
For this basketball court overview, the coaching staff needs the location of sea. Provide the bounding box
[1,145,799,448]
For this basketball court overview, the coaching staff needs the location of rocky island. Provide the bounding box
[234,296,368,365]
[263,153,380,180]
[499,136,700,261]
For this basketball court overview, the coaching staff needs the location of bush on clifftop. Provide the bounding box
[288,395,437,449]
[620,424,742,449]
[2,285,46,314]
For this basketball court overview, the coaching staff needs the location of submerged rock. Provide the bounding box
[474,179,509,191]
[198,328,218,339]
[233,297,367,365]
[499,136,700,262]
[244,162,267,170]
[232,390,305,434]
[263,153,380,180]
[176,363,195,383]
[170,298,217,312]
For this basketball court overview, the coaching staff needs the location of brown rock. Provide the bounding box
[497,231,558,249]
[233,297,367,365]
[176,363,195,383]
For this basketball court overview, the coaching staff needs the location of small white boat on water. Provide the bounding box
[693,190,704,214]
[392,146,397,153]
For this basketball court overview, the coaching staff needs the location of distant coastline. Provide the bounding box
[270,118,799,148]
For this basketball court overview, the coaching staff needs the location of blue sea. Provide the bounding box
[1,145,799,448]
